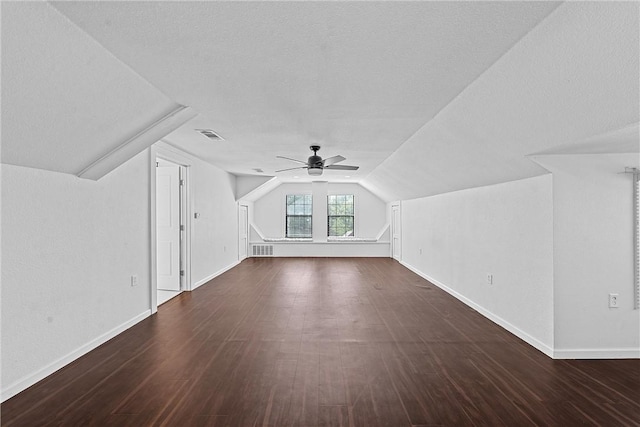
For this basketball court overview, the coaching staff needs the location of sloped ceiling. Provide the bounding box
[363,2,639,201]
[49,1,560,193]
[3,2,637,202]
[1,2,183,176]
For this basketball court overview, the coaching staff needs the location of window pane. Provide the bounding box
[327,194,354,237]
[344,217,354,236]
[287,216,312,237]
[286,194,313,238]
[328,216,354,236]
[346,216,354,229]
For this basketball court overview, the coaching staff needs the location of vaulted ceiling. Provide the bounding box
[2,1,638,201]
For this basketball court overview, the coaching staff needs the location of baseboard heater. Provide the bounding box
[252,245,274,257]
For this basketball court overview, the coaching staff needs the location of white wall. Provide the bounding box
[253,182,311,237]
[312,182,328,242]
[154,143,239,290]
[185,152,239,288]
[2,144,241,400]
[253,182,387,239]
[236,175,273,200]
[2,151,152,398]
[535,153,639,357]
[328,183,387,239]
[254,241,390,257]
[400,175,555,355]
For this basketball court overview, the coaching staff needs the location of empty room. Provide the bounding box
[1,1,639,426]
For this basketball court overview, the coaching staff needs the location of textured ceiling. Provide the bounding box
[363,1,640,201]
[1,2,180,175]
[3,2,637,202]
[49,1,560,189]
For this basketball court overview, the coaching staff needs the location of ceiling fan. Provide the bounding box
[276,145,359,176]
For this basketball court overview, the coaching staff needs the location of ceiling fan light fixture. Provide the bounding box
[276,145,357,177]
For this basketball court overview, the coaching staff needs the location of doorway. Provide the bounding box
[156,158,186,306]
[391,203,401,261]
[239,204,249,261]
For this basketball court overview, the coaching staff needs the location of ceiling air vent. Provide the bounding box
[196,129,224,141]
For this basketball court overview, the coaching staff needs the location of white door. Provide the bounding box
[156,162,181,291]
[239,205,248,260]
[392,204,401,260]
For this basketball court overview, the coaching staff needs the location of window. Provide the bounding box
[328,194,354,236]
[286,194,312,238]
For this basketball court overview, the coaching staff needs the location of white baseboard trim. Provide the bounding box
[1,310,152,403]
[192,260,241,290]
[400,261,555,359]
[553,348,640,359]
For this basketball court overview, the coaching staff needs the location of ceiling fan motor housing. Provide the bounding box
[308,154,323,166]
[307,153,324,175]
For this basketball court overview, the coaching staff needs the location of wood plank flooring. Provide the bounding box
[2,257,639,426]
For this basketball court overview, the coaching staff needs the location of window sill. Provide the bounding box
[262,237,312,242]
[252,238,388,244]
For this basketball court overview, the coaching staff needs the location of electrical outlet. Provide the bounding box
[609,293,619,308]
[487,274,493,285]
[131,275,138,287]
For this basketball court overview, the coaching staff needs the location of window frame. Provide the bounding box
[285,194,313,238]
[327,194,355,237]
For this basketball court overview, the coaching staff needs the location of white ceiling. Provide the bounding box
[3,2,638,201]
[363,2,640,201]
[1,2,180,175]
[47,1,558,179]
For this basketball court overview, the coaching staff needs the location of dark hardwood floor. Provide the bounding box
[2,258,639,426]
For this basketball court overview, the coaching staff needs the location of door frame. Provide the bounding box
[238,203,249,262]
[391,202,402,261]
[150,145,192,314]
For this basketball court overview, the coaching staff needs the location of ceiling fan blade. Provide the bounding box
[275,166,308,173]
[322,155,346,166]
[276,155,308,165]
[324,164,359,171]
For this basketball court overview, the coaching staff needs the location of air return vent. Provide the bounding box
[252,245,274,257]
[196,129,224,141]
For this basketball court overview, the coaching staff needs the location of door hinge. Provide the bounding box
[180,270,185,277]
[179,179,184,186]
[156,161,159,167]
[180,225,185,231]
